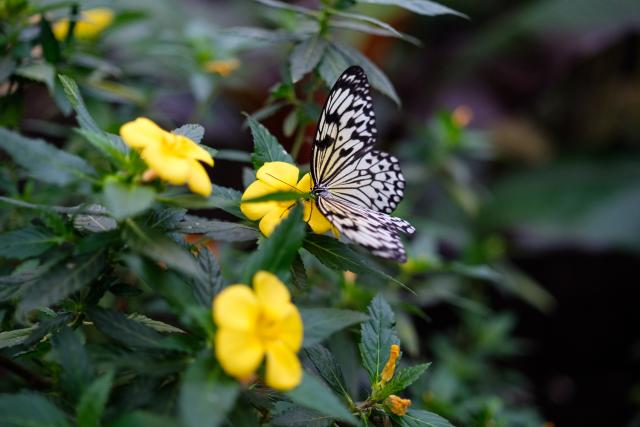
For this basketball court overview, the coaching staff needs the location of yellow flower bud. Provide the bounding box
[204,58,240,76]
[385,394,411,416]
[381,344,400,383]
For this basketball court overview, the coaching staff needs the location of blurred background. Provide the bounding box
[2,0,639,425]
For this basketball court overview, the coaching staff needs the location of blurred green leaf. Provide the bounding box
[59,75,102,134]
[286,372,356,424]
[179,354,239,427]
[359,0,466,18]
[247,115,294,169]
[52,327,91,401]
[39,16,61,64]
[172,124,205,144]
[329,10,420,46]
[329,19,420,44]
[73,205,118,233]
[301,308,368,347]
[0,327,35,349]
[396,409,455,427]
[87,307,166,351]
[0,392,70,427]
[214,149,252,163]
[76,371,114,427]
[127,314,186,334]
[271,402,333,426]
[103,181,156,221]
[318,45,350,88]
[21,312,74,347]
[191,248,224,307]
[0,227,59,260]
[241,190,302,203]
[359,294,400,384]
[174,215,259,242]
[0,127,95,185]
[290,36,327,82]
[110,412,183,427]
[303,345,349,397]
[17,251,105,318]
[15,62,55,91]
[243,203,306,282]
[254,0,317,16]
[374,363,430,400]
[75,129,128,167]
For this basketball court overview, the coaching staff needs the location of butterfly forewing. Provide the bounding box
[311,66,414,262]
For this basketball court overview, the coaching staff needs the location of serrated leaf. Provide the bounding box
[73,204,117,233]
[0,127,95,185]
[290,36,328,82]
[128,314,186,334]
[59,75,104,135]
[247,115,293,169]
[147,207,188,229]
[179,354,239,427]
[359,294,400,384]
[303,234,407,287]
[301,308,368,347]
[0,227,59,260]
[242,203,306,282]
[359,0,467,18]
[318,44,350,88]
[76,371,113,427]
[75,129,128,166]
[0,327,36,349]
[373,363,430,400]
[287,373,356,424]
[17,251,105,318]
[396,409,456,427]
[172,124,205,144]
[159,185,244,218]
[303,345,349,397]
[191,248,224,307]
[271,402,333,427]
[0,392,70,427]
[291,253,307,289]
[174,215,259,242]
[103,181,156,221]
[87,307,166,350]
[52,327,91,401]
[22,312,74,347]
[332,43,400,105]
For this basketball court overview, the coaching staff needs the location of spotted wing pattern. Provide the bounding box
[311,66,414,262]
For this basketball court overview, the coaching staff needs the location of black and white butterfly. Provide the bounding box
[310,66,415,262]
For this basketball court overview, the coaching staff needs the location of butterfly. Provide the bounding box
[310,66,415,262]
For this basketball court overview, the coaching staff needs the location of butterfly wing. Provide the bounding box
[311,66,406,214]
[316,195,415,262]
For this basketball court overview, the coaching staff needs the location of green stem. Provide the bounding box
[290,122,306,161]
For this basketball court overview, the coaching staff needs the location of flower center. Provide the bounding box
[256,315,283,344]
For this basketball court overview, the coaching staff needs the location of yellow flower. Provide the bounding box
[240,161,334,236]
[212,271,303,391]
[204,58,240,76]
[381,344,400,383]
[52,8,114,41]
[119,117,214,196]
[385,394,412,416]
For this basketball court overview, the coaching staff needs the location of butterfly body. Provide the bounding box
[310,66,415,262]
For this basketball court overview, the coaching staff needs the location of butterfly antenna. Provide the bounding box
[265,173,303,193]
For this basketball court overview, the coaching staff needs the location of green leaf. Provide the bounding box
[303,234,408,288]
[329,10,420,46]
[15,62,55,91]
[332,43,400,105]
[286,372,356,424]
[0,227,59,260]
[359,294,400,384]
[174,215,259,242]
[0,127,95,185]
[52,327,91,401]
[159,185,244,218]
[373,363,430,400]
[301,308,368,346]
[242,203,306,282]
[59,75,101,134]
[17,251,105,318]
[103,181,156,221]
[179,354,239,427]
[191,248,224,307]
[271,402,333,427]
[39,17,61,64]
[0,327,36,349]
[76,371,114,427]
[397,409,455,427]
[215,149,252,163]
[22,312,74,347]
[73,204,118,233]
[75,129,128,166]
[87,306,166,350]
[290,36,328,82]
[254,0,317,16]
[318,44,350,88]
[172,124,205,144]
[110,412,183,427]
[247,115,293,169]
[241,190,302,204]
[359,0,467,18]
[303,345,349,398]
[127,314,186,334]
[329,19,420,45]
[0,392,70,427]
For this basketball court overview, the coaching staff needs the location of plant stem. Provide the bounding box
[290,122,306,161]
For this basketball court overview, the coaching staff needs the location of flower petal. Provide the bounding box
[215,328,264,379]
[212,285,259,332]
[304,200,332,234]
[253,271,291,322]
[256,162,300,191]
[277,305,303,352]
[187,161,212,197]
[258,203,292,236]
[120,117,166,150]
[175,135,214,165]
[265,340,302,391]
[295,173,313,193]
[241,180,279,220]
[140,145,190,184]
